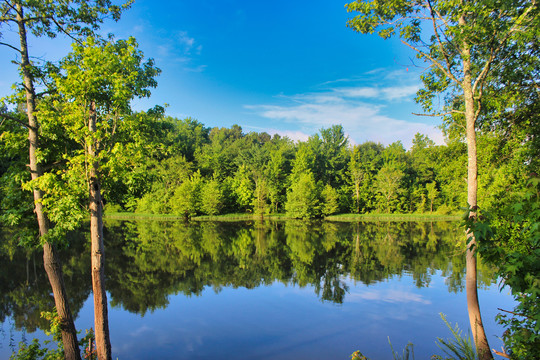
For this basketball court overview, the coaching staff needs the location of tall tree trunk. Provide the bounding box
[88,101,112,360]
[460,16,493,360]
[16,4,81,359]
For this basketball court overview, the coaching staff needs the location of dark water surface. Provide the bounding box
[1,220,514,359]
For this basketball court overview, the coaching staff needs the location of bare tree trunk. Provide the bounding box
[88,101,112,360]
[460,16,493,359]
[16,4,81,359]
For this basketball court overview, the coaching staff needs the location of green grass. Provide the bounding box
[326,213,461,222]
[191,213,293,221]
[104,212,186,220]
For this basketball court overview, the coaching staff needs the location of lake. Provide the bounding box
[0,220,515,359]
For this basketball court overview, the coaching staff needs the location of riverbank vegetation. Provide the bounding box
[98,120,518,221]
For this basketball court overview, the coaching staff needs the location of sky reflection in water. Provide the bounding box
[0,221,515,359]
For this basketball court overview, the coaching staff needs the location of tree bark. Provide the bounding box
[88,101,112,360]
[16,4,81,359]
[460,14,493,360]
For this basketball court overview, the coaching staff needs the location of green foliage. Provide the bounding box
[169,172,203,218]
[232,164,254,211]
[0,0,132,41]
[26,34,161,244]
[476,177,540,359]
[375,165,404,213]
[285,172,320,219]
[321,184,339,216]
[252,178,270,215]
[10,310,95,360]
[432,314,478,360]
[350,314,479,360]
[200,178,224,216]
[426,182,439,214]
[10,338,63,360]
[109,126,474,218]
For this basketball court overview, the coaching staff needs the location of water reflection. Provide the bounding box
[1,220,497,334]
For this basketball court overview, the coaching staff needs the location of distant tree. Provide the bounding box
[426,181,439,214]
[321,184,339,216]
[349,152,365,213]
[252,178,270,215]
[319,125,349,188]
[165,117,210,162]
[265,137,294,212]
[375,165,404,213]
[348,142,385,212]
[285,172,320,219]
[200,178,223,215]
[170,172,203,218]
[232,164,254,211]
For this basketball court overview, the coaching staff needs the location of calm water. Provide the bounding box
[0,220,515,359]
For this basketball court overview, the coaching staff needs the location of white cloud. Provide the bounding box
[178,31,196,52]
[336,87,380,99]
[270,129,311,142]
[132,25,145,34]
[244,83,444,148]
[382,85,420,101]
[348,289,431,305]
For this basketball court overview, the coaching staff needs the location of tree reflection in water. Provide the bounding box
[1,220,498,336]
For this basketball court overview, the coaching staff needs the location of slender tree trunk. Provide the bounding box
[88,101,112,360]
[16,5,81,359]
[460,15,493,359]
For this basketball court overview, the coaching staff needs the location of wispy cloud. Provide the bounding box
[178,31,196,53]
[348,289,432,305]
[147,29,205,72]
[244,78,443,148]
[334,85,418,101]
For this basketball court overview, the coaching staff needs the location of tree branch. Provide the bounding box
[401,40,461,84]
[412,110,464,117]
[0,40,22,53]
[497,307,534,320]
[472,2,537,96]
[21,15,51,23]
[492,347,510,359]
[51,17,82,44]
[1,0,16,18]
[0,112,34,130]
[427,0,455,78]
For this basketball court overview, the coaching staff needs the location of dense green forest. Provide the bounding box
[3,113,529,220]
[100,120,528,220]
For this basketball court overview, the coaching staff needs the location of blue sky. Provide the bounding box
[0,0,444,148]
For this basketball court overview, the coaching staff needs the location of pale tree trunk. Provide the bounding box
[16,4,81,359]
[460,15,493,360]
[352,169,362,213]
[88,101,112,360]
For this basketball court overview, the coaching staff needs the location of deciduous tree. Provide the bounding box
[0,1,131,358]
[40,35,159,360]
[346,0,537,357]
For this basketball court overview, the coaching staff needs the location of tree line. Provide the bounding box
[118,120,511,220]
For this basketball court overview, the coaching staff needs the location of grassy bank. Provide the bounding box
[105,212,460,222]
[104,212,186,220]
[325,213,461,222]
